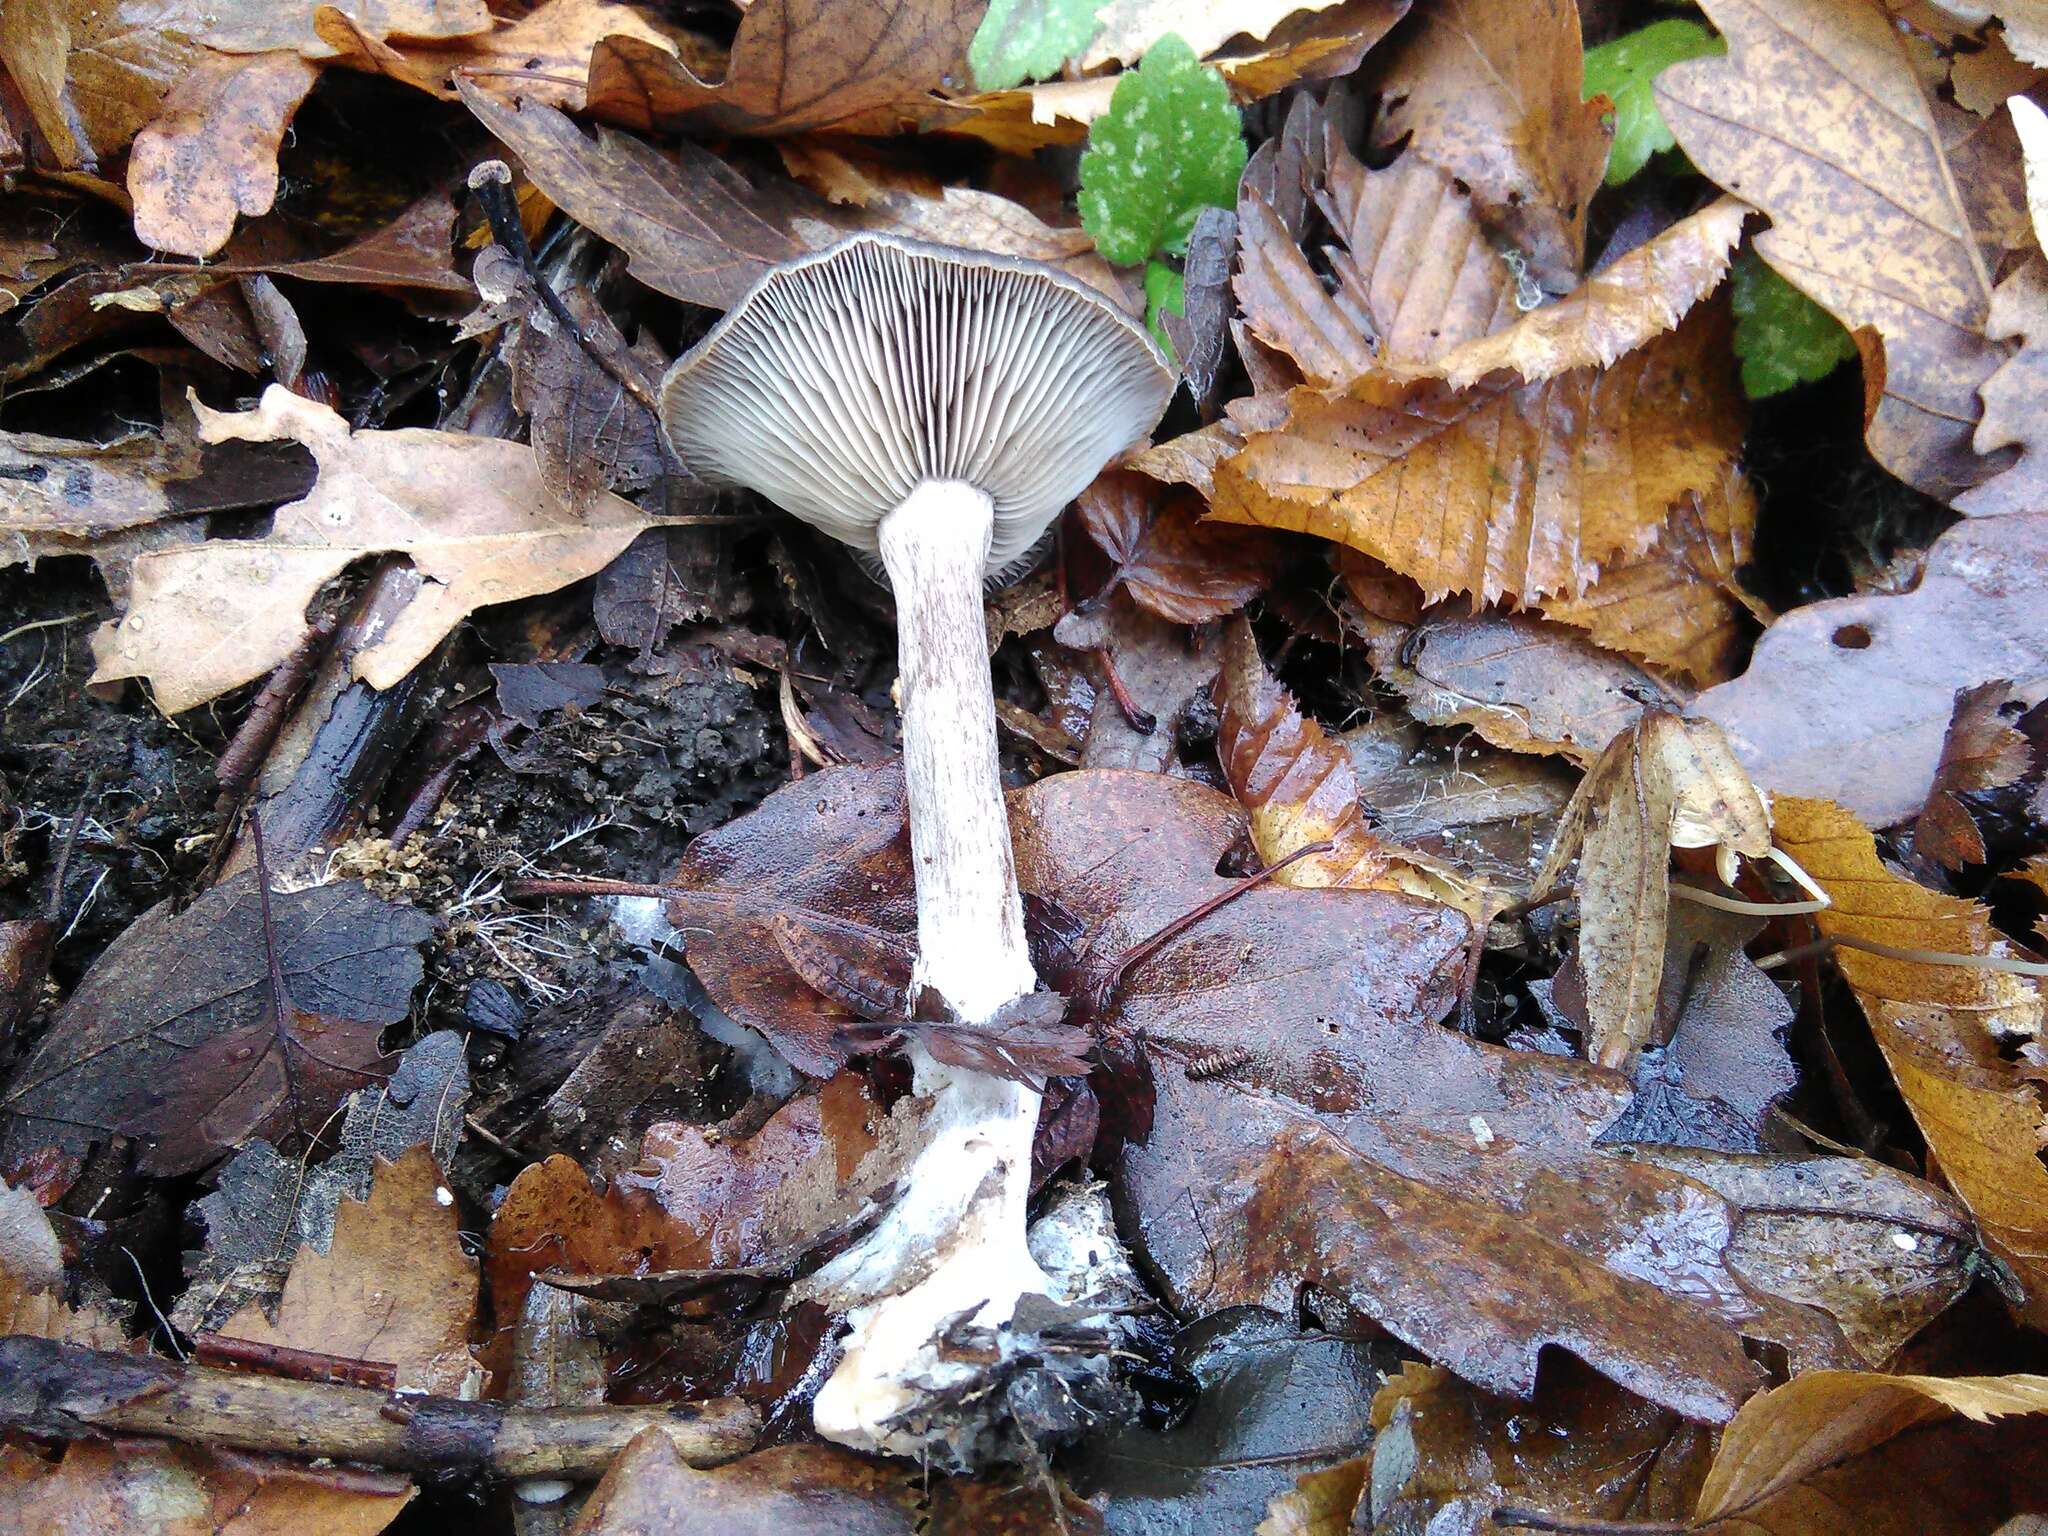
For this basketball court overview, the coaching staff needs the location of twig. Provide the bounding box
[0,1335,756,1481]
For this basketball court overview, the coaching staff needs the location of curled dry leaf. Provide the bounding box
[1658,0,2032,499]
[1772,796,2048,1324]
[215,1146,481,1396]
[1212,304,1746,606]
[1213,617,1490,921]
[91,387,680,714]
[1075,469,1286,623]
[126,50,318,259]
[1693,511,2048,828]
[1532,713,1774,1072]
[1368,0,1613,289]
[1430,196,1752,389]
[1687,1371,2048,1532]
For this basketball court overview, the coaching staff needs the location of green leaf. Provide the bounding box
[1078,34,1246,267]
[1145,258,1184,359]
[1583,18,1724,186]
[969,0,1103,93]
[1730,248,1857,398]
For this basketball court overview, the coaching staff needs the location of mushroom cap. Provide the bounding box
[657,233,1175,573]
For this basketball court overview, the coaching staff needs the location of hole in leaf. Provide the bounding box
[1831,624,1874,650]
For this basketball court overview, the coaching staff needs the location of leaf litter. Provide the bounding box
[3,0,2048,1529]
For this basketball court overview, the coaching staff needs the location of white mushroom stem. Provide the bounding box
[805,480,1053,1454]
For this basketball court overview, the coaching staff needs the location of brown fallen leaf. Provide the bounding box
[1013,770,1877,1421]
[1256,1457,1369,1536]
[1358,1360,1710,1534]
[1211,304,1746,606]
[1658,0,2032,499]
[1683,1370,2048,1532]
[215,1147,481,1396]
[0,1178,131,1348]
[1532,713,1774,1072]
[1954,253,2048,517]
[1075,470,1287,623]
[1535,474,1761,687]
[1912,681,2039,869]
[508,284,668,516]
[4,1439,412,1536]
[1353,606,1685,765]
[126,50,318,258]
[1430,196,1753,389]
[1213,617,1490,919]
[0,427,193,571]
[1692,511,2048,828]
[1368,0,1613,289]
[1773,797,2048,1325]
[0,873,434,1174]
[199,0,489,56]
[583,0,981,137]
[91,387,680,714]
[1951,25,2046,115]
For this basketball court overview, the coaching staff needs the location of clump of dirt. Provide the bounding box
[0,560,224,980]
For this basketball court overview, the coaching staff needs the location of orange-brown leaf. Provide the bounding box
[1213,304,1745,605]
[1076,470,1287,622]
[1773,796,2048,1324]
[1537,472,1760,685]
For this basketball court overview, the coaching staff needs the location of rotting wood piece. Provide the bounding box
[0,1336,757,1482]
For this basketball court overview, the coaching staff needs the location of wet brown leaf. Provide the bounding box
[1693,511,2048,827]
[1369,0,1614,289]
[0,1178,130,1348]
[1913,681,2039,869]
[1013,770,1865,1420]
[1213,617,1490,918]
[1075,470,1286,623]
[509,288,667,515]
[1358,1360,1709,1534]
[91,387,679,714]
[1533,713,1774,1072]
[0,872,434,1174]
[215,1146,480,1395]
[1773,796,2048,1325]
[126,50,318,259]
[4,1439,412,1536]
[1686,1371,2048,1533]
[1658,0,2033,499]
[1212,305,1746,606]
[1536,475,1760,686]
[583,0,981,138]
[665,765,918,1077]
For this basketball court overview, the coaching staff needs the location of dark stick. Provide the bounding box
[214,618,338,802]
[0,1335,756,1482]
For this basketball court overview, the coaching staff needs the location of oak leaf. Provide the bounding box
[1772,796,2048,1323]
[1953,254,2048,517]
[1211,304,1746,606]
[1658,0,2033,500]
[216,1147,481,1396]
[91,387,678,714]
[1692,510,2048,827]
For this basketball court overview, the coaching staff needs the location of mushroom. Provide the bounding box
[658,234,1173,1459]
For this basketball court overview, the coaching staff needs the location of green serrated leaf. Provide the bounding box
[1145,258,1184,359]
[969,0,1104,93]
[1078,34,1246,267]
[1583,18,1724,186]
[1730,248,1856,398]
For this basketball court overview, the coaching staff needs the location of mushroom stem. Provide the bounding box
[803,479,1053,1457]
[877,479,1038,1019]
